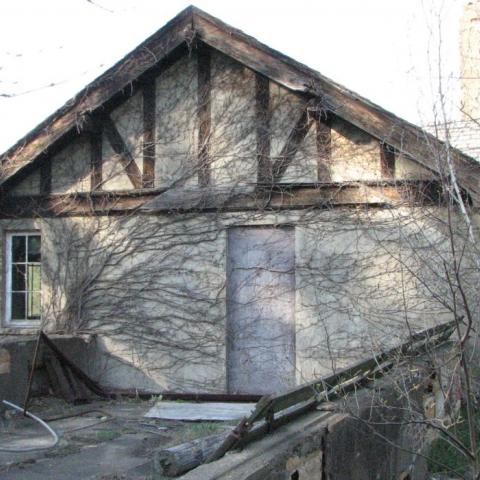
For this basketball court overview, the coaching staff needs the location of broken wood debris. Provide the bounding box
[204,321,455,468]
[155,322,455,477]
[39,332,109,401]
[25,332,110,406]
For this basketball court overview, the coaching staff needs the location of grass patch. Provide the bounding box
[70,429,121,445]
[428,408,480,476]
[167,421,228,446]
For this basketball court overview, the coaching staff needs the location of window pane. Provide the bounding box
[11,264,26,291]
[11,292,26,320]
[27,264,41,291]
[27,291,41,319]
[12,236,26,262]
[27,236,41,262]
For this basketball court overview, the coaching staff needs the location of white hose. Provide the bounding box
[0,400,59,452]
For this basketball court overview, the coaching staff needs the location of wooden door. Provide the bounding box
[226,226,295,394]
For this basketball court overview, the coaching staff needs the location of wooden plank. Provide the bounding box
[41,332,110,398]
[271,105,313,182]
[204,321,455,465]
[380,142,395,179]
[110,389,262,402]
[102,114,143,190]
[268,320,456,415]
[255,73,271,183]
[63,364,93,403]
[316,115,331,181]
[205,395,273,463]
[45,356,76,403]
[90,129,103,190]
[40,157,52,195]
[142,79,156,188]
[197,42,212,187]
[145,401,256,421]
[44,357,62,397]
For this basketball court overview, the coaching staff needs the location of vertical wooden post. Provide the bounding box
[197,43,211,187]
[380,142,395,179]
[40,157,52,195]
[142,78,156,188]
[255,73,271,183]
[316,115,332,182]
[90,128,103,191]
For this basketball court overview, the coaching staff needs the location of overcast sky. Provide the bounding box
[0,0,463,153]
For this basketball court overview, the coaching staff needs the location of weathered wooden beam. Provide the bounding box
[156,431,230,477]
[197,43,212,187]
[205,396,272,464]
[90,129,103,191]
[102,114,143,189]
[0,180,445,218]
[255,73,271,183]
[268,320,456,415]
[110,389,262,402]
[316,116,332,181]
[40,332,110,399]
[203,320,455,466]
[39,157,52,196]
[272,105,313,182]
[380,142,395,179]
[142,79,156,188]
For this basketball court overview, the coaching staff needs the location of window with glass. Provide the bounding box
[5,233,41,325]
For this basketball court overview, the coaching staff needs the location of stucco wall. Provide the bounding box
[210,50,257,186]
[155,53,198,188]
[51,136,91,194]
[0,205,457,392]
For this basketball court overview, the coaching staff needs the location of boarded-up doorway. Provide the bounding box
[226,226,295,394]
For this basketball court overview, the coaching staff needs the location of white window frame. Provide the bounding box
[4,231,42,327]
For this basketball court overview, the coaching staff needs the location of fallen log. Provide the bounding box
[154,431,230,477]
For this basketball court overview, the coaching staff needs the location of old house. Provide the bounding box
[0,7,478,396]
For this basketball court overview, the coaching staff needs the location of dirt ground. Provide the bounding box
[0,396,231,479]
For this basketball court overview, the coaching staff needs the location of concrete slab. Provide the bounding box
[145,401,256,421]
[0,433,153,480]
[0,397,233,479]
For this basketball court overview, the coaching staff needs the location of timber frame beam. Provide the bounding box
[197,42,212,186]
[0,180,445,218]
[142,77,156,188]
[102,114,143,189]
[1,6,478,203]
[271,104,314,183]
[255,73,271,183]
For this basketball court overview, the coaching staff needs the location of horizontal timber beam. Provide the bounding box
[0,180,444,218]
